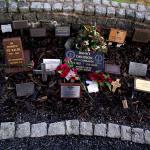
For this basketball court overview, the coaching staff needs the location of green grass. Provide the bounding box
[112,0,150,5]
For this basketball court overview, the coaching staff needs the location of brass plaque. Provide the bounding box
[13,20,29,30]
[3,37,25,65]
[109,28,127,44]
[134,78,150,93]
[132,29,150,43]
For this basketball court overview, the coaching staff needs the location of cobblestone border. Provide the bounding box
[0,0,150,31]
[0,120,149,145]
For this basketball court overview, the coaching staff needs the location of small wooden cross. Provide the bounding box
[111,79,121,92]
[33,63,55,82]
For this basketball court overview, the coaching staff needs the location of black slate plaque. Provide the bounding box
[16,82,35,97]
[13,20,29,30]
[65,50,104,72]
[55,26,70,37]
[30,28,46,37]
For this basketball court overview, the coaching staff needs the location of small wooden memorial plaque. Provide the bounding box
[109,28,127,44]
[105,64,121,75]
[13,20,29,30]
[134,78,150,93]
[65,50,104,72]
[55,26,70,37]
[132,29,150,43]
[30,28,46,37]
[129,62,147,77]
[61,83,81,98]
[3,37,25,65]
[5,50,31,73]
[16,82,35,97]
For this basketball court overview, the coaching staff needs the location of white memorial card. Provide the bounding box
[1,24,12,33]
[43,59,61,71]
[86,81,99,93]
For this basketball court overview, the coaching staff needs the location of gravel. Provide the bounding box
[0,136,149,150]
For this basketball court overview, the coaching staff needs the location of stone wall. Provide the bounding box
[0,0,150,31]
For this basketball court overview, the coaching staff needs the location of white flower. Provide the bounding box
[84,40,89,46]
[102,45,107,49]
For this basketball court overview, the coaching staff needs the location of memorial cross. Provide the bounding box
[111,79,121,92]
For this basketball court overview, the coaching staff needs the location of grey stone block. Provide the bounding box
[135,11,145,22]
[48,122,65,136]
[74,0,82,2]
[132,128,144,144]
[0,122,15,140]
[93,0,101,4]
[94,123,107,137]
[120,3,129,9]
[31,122,47,137]
[30,2,44,12]
[116,8,125,18]
[43,3,51,12]
[138,4,147,12]
[0,13,12,23]
[63,2,73,12]
[145,13,150,24]
[16,122,30,138]
[121,125,131,141]
[80,122,93,136]
[8,1,18,13]
[84,3,95,15]
[74,2,84,14]
[102,0,111,6]
[106,18,117,27]
[126,9,135,20]
[111,1,120,8]
[66,120,79,135]
[147,6,150,12]
[52,2,63,12]
[0,1,6,12]
[95,5,107,16]
[107,7,116,17]
[18,1,29,13]
[145,130,150,145]
[107,123,121,138]
[130,3,137,10]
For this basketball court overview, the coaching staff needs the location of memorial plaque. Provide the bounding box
[30,28,46,37]
[55,26,70,37]
[105,64,121,75]
[3,37,25,65]
[109,28,127,44]
[132,29,150,43]
[129,62,147,76]
[16,82,35,97]
[43,59,61,71]
[61,83,81,98]
[65,50,104,72]
[134,78,150,93]
[13,20,29,30]
[86,81,99,93]
[5,50,31,73]
[1,24,12,33]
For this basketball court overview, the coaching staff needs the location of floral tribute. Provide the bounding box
[75,25,108,53]
[88,72,112,91]
[56,58,79,81]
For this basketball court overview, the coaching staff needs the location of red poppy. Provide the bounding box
[89,73,105,83]
[107,77,112,83]
[56,64,70,78]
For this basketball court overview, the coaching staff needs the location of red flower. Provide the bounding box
[107,77,112,83]
[56,64,70,78]
[89,73,104,83]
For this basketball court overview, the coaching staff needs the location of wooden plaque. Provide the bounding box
[61,83,81,98]
[5,50,31,73]
[109,28,127,44]
[134,78,150,93]
[13,20,29,30]
[132,29,150,43]
[3,37,25,65]
[30,28,46,37]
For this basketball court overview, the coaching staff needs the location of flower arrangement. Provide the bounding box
[75,25,108,53]
[88,72,112,90]
[56,58,79,81]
